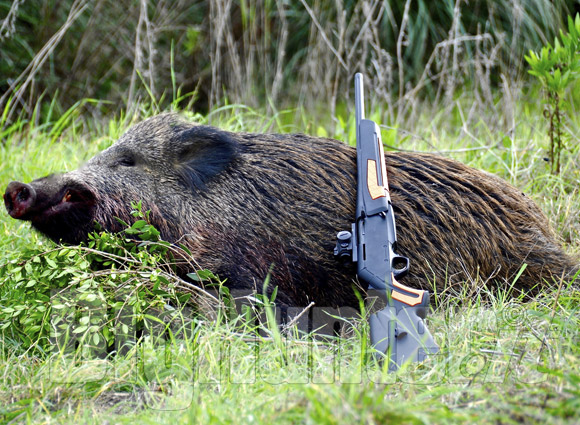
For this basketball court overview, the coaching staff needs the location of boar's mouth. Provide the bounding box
[4,181,97,244]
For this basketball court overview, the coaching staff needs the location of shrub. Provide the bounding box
[526,14,580,174]
[0,203,221,356]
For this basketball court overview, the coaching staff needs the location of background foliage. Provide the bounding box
[1,0,578,123]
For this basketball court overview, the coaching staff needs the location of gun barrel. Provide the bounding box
[354,73,365,126]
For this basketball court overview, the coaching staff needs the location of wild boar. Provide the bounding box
[4,114,577,307]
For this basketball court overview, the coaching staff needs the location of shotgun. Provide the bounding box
[335,73,439,370]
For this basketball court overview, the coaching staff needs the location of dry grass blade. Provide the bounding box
[298,0,347,71]
[283,301,315,332]
[396,0,411,111]
[0,0,90,121]
[271,1,289,104]
[0,0,24,41]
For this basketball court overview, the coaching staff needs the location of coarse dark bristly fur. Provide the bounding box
[4,114,578,308]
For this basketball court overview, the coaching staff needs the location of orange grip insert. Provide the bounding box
[391,276,425,306]
[367,159,386,200]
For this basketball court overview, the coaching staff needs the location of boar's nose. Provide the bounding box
[4,181,37,219]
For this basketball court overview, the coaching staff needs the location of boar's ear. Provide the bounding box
[175,125,239,190]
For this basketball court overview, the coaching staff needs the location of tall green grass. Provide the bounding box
[1,273,578,424]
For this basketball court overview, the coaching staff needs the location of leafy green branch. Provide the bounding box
[525,14,580,175]
[0,205,222,356]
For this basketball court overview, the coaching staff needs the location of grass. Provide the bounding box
[1,285,579,424]
[1,97,580,424]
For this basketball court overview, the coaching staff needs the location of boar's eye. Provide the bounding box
[118,156,136,167]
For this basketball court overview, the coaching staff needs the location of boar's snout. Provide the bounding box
[4,177,98,244]
[4,181,36,219]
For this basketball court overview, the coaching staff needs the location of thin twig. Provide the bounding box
[396,0,411,111]
[298,0,348,71]
[0,0,89,121]
[0,0,24,41]
[271,1,289,104]
[284,302,315,330]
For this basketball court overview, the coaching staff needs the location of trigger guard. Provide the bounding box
[392,256,409,278]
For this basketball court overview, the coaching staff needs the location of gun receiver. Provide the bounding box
[335,73,439,370]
